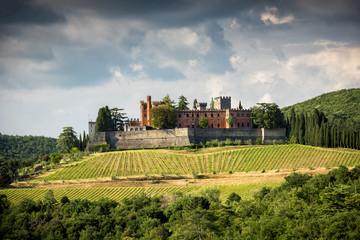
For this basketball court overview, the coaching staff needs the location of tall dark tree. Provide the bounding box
[162,94,175,108]
[96,106,113,132]
[111,108,128,131]
[56,127,78,153]
[193,99,198,109]
[177,95,189,110]
[238,101,243,109]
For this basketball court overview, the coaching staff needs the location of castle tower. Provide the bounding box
[146,95,152,126]
[88,122,96,136]
[214,96,231,109]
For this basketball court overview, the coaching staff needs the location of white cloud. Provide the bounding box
[188,59,199,67]
[251,71,276,84]
[230,18,240,29]
[259,93,274,103]
[130,63,143,72]
[261,7,294,25]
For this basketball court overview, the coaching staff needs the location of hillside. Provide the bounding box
[282,88,360,128]
[40,145,360,181]
[0,134,57,162]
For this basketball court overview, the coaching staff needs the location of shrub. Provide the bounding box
[244,139,253,145]
[211,139,219,147]
[89,143,110,152]
[255,138,262,145]
[218,141,225,147]
[234,139,242,145]
[225,138,233,145]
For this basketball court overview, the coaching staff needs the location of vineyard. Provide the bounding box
[42,145,360,181]
[0,182,280,204]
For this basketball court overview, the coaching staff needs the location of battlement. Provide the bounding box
[214,96,231,109]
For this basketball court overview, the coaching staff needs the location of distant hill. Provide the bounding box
[282,88,360,128]
[0,134,57,162]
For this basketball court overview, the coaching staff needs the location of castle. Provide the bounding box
[127,95,252,130]
[87,95,287,149]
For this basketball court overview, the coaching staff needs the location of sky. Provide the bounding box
[0,0,359,138]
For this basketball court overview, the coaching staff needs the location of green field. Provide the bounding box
[43,144,360,181]
[0,182,280,204]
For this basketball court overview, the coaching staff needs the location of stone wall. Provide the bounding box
[87,128,287,150]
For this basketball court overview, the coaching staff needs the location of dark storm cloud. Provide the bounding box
[0,0,64,25]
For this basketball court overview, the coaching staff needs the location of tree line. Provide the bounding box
[286,108,360,150]
[1,166,360,239]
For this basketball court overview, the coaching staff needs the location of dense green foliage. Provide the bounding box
[150,105,177,129]
[56,127,79,153]
[162,94,176,108]
[0,134,57,162]
[210,97,215,109]
[251,103,285,128]
[95,106,114,132]
[176,95,189,110]
[286,108,360,150]
[43,145,360,181]
[199,117,208,128]
[96,106,128,132]
[1,166,360,239]
[193,98,198,109]
[282,88,360,130]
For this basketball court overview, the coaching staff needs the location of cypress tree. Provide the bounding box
[297,113,305,145]
[79,134,82,151]
[83,131,87,150]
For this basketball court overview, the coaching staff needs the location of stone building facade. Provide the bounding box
[137,95,252,129]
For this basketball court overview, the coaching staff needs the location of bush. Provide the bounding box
[211,139,219,147]
[218,141,225,147]
[89,143,110,152]
[234,139,242,145]
[255,138,262,145]
[244,139,253,145]
[225,138,233,145]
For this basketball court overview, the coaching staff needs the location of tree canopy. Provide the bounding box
[210,98,215,109]
[162,94,175,108]
[56,127,78,153]
[251,103,285,128]
[193,99,198,109]
[199,118,208,128]
[96,106,128,132]
[150,105,177,129]
[176,95,189,110]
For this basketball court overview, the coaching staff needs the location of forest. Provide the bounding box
[1,166,360,239]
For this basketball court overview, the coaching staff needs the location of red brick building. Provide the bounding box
[137,96,252,129]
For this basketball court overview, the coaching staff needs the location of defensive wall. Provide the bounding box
[87,128,286,149]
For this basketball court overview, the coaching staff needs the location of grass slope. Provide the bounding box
[0,182,280,204]
[282,88,360,128]
[42,145,360,181]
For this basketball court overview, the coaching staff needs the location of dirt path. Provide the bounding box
[11,168,330,189]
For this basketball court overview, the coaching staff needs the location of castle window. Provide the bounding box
[217,113,220,117]
[237,114,240,117]
[192,124,194,128]
[217,124,220,128]
[187,119,189,122]
[192,114,194,117]
[237,123,240,127]
[179,124,181,128]
[211,119,213,121]
[218,118,220,121]
[241,114,244,117]
[187,114,189,117]
[247,123,250,127]
[211,113,213,117]
[246,114,250,117]
[197,114,199,117]
[192,119,194,122]
[144,114,147,118]
[179,114,181,117]
[205,114,207,117]
[242,123,244,127]
[211,124,213,128]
